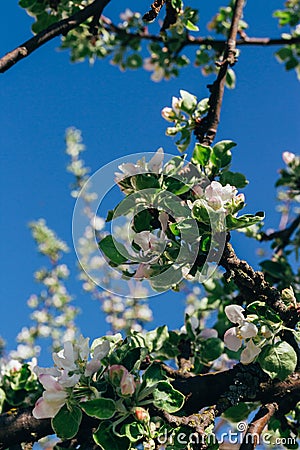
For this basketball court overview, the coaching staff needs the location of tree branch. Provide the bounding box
[1,5,299,75]
[239,403,278,450]
[0,0,111,73]
[220,242,300,326]
[260,214,300,251]
[1,368,299,448]
[194,0,246,146]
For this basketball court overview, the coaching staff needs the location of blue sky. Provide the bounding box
[0,1,299,357]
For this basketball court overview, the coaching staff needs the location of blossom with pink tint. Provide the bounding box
[223,304,259,364]
[240,339,261,365]
[109,364,136,396]
[32,374,68,419]
[282,151,295,165]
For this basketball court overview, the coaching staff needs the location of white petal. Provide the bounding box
[199,329,218,339]
[39,374,63,392]
[33,397,64,419]
[240,322,258,339]
[93,340,110,360]
[85,359,102,377]
[148,148,164,173]
[224,305,245,325]
[78,335,90,361]
[133,231,151,252]
[224,327,242,352]
[240,339,261,365]
[158,211,168,233]
[59,372,80,388]
[34,366,60,377]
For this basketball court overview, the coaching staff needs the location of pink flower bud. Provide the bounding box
[120,372,136,396]
[109,365,136,396]
[109,364,127,385]
[134,407,150,422]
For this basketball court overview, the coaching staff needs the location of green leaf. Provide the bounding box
[142,363,167,387]
[153,381,185,413]
[52,404,82,440]
[122,346,148,372]
[80,398,116,419]
[275,47,293,61]
[211,140,236,168]
[226,212,264,230]
[185,20,199,31]
[124,422,145,442]
[258,342,297,380]
[200,337,224,363]
[99,235,128,265]
[93,421,131,450]
[171,0,183,11]
[225,68,236,89]
[213,140,237,155]
[145,326,169,352]
[223,402,255,422]
[131,173,160,190]
[126,54,143,69]
[219,171,248,188]
[192,143,212,166]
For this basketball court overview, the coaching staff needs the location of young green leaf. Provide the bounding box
[99,235,128,265]
[93,421,131,450]
[52,404,82,440]
[80,398,116,419]
[258,342,297,380]
[153,381,185,413]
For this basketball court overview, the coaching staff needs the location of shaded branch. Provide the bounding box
[239,403,278,450]
[0,0,111,73]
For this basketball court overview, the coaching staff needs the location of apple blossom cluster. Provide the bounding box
[103,140,263,291]
[32,336,111,419]
[223,301,298,376]
[224,305,261,365]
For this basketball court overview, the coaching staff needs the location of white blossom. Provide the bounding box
[240,339,261,365]
[282,151,295,165]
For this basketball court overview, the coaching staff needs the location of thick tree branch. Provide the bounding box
[0,0,111,73]
[239,403,278,450]
[1,369,299,448]
[194,0,245,146]
[220,242,300,326]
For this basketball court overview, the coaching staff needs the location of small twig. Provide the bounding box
[0,0,111,73]
[195,0,246,146]
[260,214,300,250]
[239,403,278,450]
